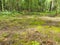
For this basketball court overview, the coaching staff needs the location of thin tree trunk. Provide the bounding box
[1,0,4,11]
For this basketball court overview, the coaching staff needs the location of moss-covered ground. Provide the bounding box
[0,14,60,45]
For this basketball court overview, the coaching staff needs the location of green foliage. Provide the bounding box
[1,33,9,37]
[0,11,11,15]
[31,41,40,45]
[0,0,60,15]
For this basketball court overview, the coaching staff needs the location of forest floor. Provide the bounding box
[0,15,60,45]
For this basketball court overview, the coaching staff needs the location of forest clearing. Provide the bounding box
[0,0,60,45]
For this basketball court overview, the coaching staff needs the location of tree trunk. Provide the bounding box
[1,0,4,11]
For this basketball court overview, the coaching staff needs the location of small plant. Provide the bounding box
[2,33,10,38]
[31,41,40,45]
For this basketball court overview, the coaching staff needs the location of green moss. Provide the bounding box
[2,33,9,37]
[11,33,20,40]
[50,27,60,33]
[31,41,40,45]
[36,25,60,34]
